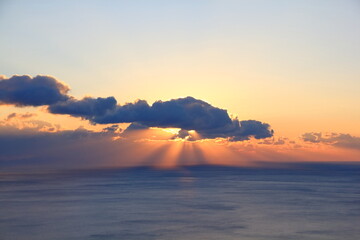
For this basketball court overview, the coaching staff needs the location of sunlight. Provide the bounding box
[161,128,181,135]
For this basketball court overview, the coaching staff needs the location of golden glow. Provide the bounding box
[161,128,181,135]
[107,128,360,169]
[2,109,359,169]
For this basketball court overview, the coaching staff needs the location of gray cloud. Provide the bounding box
[0,75,69,106]
[302,132,360,150]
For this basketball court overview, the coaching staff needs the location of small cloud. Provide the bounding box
[1,114,59,133]
[274,138,286,145]
[102,124,122,133]
[5,112,36,121]
[124,122,149,131]
[302,132,360,150]
[172,129,200,141]
[258,137,287,145]
[177,129,192,139]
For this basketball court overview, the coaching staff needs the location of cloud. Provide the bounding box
[102,124,122,133]
[258,137,287,145]
[1,116,60,132]
[0,126,122,168]
[6,112,36,121]
[302,132,360,150]
[0,75,70,106]
[1,75,274,141]
[188,118,273,141]
[1,126,359,171]
[50,96,274,141]
[49,96,117,119]
[93,97,233,130]
[175,129,194,140]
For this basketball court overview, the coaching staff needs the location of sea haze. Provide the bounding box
[1,164,359,240]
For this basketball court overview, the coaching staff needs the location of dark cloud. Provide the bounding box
[49,96,117,119]
[50,96,274,141]
[194,119,273,141]
[235,120,274,140]
[302,132,360,150]
[2,75,274,141]
[176,129,193,139]
[0,75,69,106]
[95,97,232,130]
[50,97,232,130]
[94,99,151,124]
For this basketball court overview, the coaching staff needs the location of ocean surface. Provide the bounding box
[1,165,359,240]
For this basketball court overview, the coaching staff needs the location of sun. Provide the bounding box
[160,128,181,135]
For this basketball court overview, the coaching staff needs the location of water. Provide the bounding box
[1,165,359,240]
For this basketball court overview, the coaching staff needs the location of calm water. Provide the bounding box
[1,165,359,240]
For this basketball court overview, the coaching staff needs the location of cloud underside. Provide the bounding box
[1,75,274,141]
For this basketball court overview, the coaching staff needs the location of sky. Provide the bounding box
[0,0,359,170]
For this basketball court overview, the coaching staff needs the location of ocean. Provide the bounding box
[1,165,359,240]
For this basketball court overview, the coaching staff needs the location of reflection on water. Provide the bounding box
[0,165,359,240]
